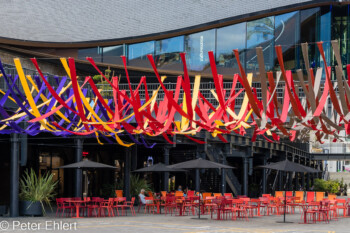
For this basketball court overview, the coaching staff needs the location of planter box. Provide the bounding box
[19,201,42,216]
[0,205,7,216]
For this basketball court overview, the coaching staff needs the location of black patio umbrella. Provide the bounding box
[59,160,117,198]
[168,158,234,169]
[132,162,186,172]
[59,160,117,169]
[168,158,235,219]
[257,159,320,223]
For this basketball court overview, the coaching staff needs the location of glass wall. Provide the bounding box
[246,17,275,75]
[274,11,300,71]
[155,36,184,70]
[78,47,103,62]
[74,5,350,81]
[185,29,216,72]
[102,45,125,65]
[128,41,155,68]
[216,22,246,75]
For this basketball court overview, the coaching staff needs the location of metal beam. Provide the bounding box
[10,133,19,217]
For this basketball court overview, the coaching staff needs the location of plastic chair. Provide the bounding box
[187,190,195,197]
[161,191,167,198]
[306,191,315,203]
[224,193,233,198]
[164,196,177,216]
[335,199,347,217]
[115,190,123,198]
[144,197,155,214]
[100,198,114,217]
[262,194,271,198]
[286,191,293,197]
[202,192,212,200]
[294,191,304,203]
[315,192,324,202]
[275,191,283,198]
[118,197,136,216]
[213,193,222,198]
[175,191,183,197]
[328,194,336,200]
[56,198,74,217]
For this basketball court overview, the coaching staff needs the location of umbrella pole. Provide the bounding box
[277,172,293,223]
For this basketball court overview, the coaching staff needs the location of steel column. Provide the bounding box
[75,138,83,198]
[10,133,19,217]
[163,146,170,191]
[124,148,131,201]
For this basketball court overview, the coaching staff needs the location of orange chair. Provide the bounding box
[275,191,283,198]
[175,191,183,197]
[161,191,167,198]
[315,192,324,202]
[306,191,315,203]
[294,191,304,203]
[328,194,336,200]
[202,192,212,199]
[213,193,222,198]
[147,191,153,197]
[115,190,123,198]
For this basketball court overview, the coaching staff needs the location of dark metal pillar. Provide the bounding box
[10,133,19,217]
[278,171,283,190]
[163,146,170,191]
[243,154,249,196]
[221,151,226,195]
[195,150,200,192]
[75,138,83,198]
[306,159,310,190]
[124,148,131,201]
[262,156,267,194]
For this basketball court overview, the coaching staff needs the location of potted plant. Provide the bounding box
[19,169,58,216]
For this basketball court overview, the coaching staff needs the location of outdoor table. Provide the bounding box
[65,200,86,218]
[153,197,162,214]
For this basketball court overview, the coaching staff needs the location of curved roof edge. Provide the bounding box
[0,0,338,48]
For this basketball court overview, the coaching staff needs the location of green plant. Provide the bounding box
[116,175,152,198]
[19,169,58,215]
[326,180,340,194]
[100,183,117,197]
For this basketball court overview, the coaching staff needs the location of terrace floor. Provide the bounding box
[0,207,348,233]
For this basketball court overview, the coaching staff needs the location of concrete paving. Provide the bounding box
[0,208,348,233]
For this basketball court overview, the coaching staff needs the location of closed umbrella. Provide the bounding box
[257,159,320,223]
[169,158,235,219]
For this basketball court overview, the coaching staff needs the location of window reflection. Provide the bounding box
[155,36,184,70]
[274,11,299,71]
[128,41,155,68]
[78,47,102,62]
[300,8,319,70]
[103,45,125,65]
[246,17,275,74]
[185,30,215,72]
[216,23,246,75]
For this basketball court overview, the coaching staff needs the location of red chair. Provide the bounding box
[306,192,315,203]
[113,197,126,216]
[286,191,293,197]
[144,197,156,214]
[232,199,248,221]
[335,199,347,217]
[100,198,114,217]
[137,195,146,213]
[56,198,74,217]
[87,197,100,217]
[187,190,195,197]
[118,197,136,216]
[164,196,177,216]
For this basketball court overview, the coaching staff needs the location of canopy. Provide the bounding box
[132,162,186,172]
[258,159,320,173]
[59,160,117,169]
[168,158,234,169]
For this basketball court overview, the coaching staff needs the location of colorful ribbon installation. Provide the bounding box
[0,41,349,147]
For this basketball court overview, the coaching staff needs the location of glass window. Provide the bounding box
[128,41,155,68]
[274,11,299,71]
[300,8,319,71]
[185,29,216,72]
[246,17,275,75]
[216,22,246,75]
[331,5,347,73]
[155,36,184,70]
[78,47,102,62]
[102,45,125,65]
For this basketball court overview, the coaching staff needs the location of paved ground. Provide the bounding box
[0,208,347,233]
